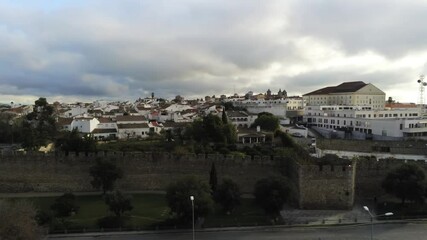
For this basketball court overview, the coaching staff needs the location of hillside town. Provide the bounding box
[1,81,424,147]
[2,81,427,237]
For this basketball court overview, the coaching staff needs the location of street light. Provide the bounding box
[363,206,393,240]
[190,195,195,240]
[8,120,14,146]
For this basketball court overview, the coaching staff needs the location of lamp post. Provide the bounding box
[8,120,14,146]
[190,195,195,240]
[363,206,393,240]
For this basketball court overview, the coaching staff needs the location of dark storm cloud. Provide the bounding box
[0,0,425,103]
[288,0,427,58]
[273,68,416,101]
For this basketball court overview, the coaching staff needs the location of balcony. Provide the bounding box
[402,127,427,133]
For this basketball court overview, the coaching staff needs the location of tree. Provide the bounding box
[209,162,218,193]
[251,112,280,132]
[382,163,426,204]
[89,158,123,195]
[166,175,214,222]
[187,114,237,145]
[56,128,97,153]
[50,193,79,226]
[22,97,57,149]
[275,130,295,148]
[215,178,241,214]
[223,123,237,144]
[104,190,133,217]
[204,114,227,143]
[0,200,44,240]
[221,110,228,124]
[254,176,290,220]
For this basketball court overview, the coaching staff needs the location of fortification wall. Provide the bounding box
[298,162,355,210]
[0,151,359,210]
[355,158,427,198]
[318,139,427,155]
[0,152,280,193]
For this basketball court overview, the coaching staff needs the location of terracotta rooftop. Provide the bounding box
[226,110,248,118]
[303,81,368,96]
[385,103,417,108]
[92,128,117,133]
[117,123,149,129]
[57,118,73,125]
[97,117,115,123]
[116,115,147,122]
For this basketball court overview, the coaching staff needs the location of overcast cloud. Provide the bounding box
[1,0,426,104]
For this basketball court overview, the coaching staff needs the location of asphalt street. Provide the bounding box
[49,222,427,240]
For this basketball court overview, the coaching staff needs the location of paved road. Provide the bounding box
[49,222,427,240]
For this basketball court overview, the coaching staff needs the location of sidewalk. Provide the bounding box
[0,190,166,198]
[281,205,370,225]
[48,218,427,239]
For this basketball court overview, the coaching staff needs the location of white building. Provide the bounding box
[92,118,118,140]
[116,115,147,124]
[303,81,386,110]
[303,81,425,140]
[117,123,150,139]
[70,117,100,133]
[230,98,288,117]
[226,110,257,128]
[62,106,89,118]
[286,96,305,110]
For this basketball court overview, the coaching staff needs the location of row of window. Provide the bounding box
[311,118,353,126]
[308,112,418,118]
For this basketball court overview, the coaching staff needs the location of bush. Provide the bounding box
[254,176,291,220]
[166,175,214,222]
[214,178,241,214]
[0,200,45,239]
[97,216,124,229]
[104,190,133,217]
[382,163,426,204]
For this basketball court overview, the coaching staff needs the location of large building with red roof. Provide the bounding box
[303,81,386,110]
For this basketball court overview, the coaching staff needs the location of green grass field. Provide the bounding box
[8,193,271,232]
[205,199,272,227]
[21,193,169,231]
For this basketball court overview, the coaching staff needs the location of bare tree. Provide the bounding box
[0,200,45,240]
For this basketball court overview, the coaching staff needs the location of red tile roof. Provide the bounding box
[385,103,417,108]
[117,123,149,129]
[57,118,73,125]
[304,81,367,96]
[92,128,117,133]
[116,115,147,122]
[97,117,115,123]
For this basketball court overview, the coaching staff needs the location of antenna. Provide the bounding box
[417,74,427,114]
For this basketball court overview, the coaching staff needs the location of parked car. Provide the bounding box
[291,132,304,138]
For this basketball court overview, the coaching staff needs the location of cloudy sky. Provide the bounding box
[1,0,427,104]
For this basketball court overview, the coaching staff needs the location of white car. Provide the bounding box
[291,132,304,138]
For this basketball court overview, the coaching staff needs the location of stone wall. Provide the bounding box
[0,151,361,210]
[298,162,355,210]
[0,152,281,194]
[317,139,427,155]
[355,157,427,198]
